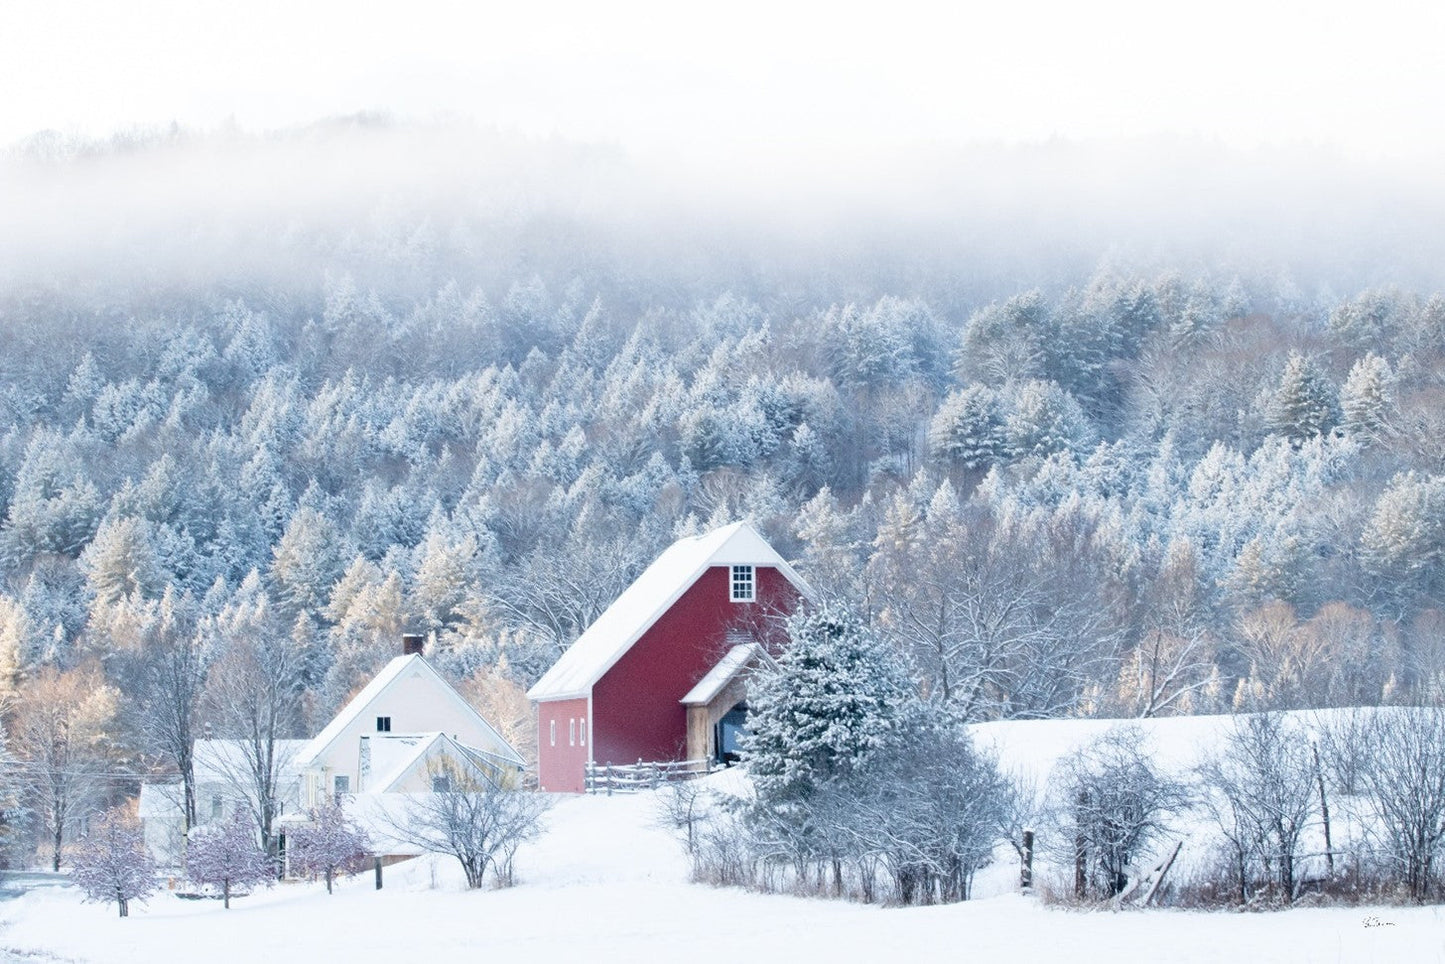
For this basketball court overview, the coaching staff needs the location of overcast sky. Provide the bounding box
[4,0,1444,175]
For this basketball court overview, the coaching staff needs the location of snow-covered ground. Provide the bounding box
[3,715,1443,963]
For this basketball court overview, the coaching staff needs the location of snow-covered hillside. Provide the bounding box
[2,716,1441,964]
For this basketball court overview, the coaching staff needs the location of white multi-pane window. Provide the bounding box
[730,565,755,602]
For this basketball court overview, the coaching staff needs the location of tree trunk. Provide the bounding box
[1313,744,1334,876]
[223,878,231,910]
[52,825,63,872]
[326,868,333,894]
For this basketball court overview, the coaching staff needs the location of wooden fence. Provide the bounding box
[584,758,715,794]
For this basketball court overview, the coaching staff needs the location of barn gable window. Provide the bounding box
[376,716,392,732]
[730,565,755,602]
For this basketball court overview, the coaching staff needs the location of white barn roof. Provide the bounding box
[527,521,806,703]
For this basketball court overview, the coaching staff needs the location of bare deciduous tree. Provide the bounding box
[71,805,157,918]
[10,662,118,870]
[202,610,304,868]
[1357,707,1445,902]
[1196,713,1317,904]
[140,587,207,833]
[383,760,549,889]
[1051,726,1188,899]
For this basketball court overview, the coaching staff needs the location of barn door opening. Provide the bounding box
[714,702,748,765]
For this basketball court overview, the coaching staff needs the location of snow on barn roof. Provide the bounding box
[299,654,525,769]
[527,521,806,703]
[680,643,760,706]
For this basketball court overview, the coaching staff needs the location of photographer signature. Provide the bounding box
[1362,915,1395,929]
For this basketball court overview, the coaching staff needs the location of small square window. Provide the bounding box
[432,774,451,793]
[376,716,391,732]
[730,565,755,602]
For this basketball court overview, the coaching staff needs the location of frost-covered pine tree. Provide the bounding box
[1003,380,1095,462]
[185,809,272,909]
[289,803,371,894]
[1339,352,1394,441]
[1269,352,1338,441]
[742,604,915,805]
[72,807,157,917]
[928,384,1005,470]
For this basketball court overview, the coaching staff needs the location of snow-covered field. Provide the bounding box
[3,715,1443,963]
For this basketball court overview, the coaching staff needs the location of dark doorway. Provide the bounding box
[715,703,749,765]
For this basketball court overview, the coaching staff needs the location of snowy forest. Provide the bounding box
[3,119,1445,870]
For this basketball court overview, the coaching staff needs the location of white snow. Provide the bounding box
[5,714,1443,963]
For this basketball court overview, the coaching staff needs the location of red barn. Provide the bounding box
[527,522,806,792]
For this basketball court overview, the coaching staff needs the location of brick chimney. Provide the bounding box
[402,633,425,657]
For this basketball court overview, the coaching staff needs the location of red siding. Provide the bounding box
[591,565,797,770]
[536,697,590,793]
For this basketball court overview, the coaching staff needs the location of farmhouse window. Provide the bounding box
[376,716,392,732]
[730,565,755,602]
[432,774,451,792]
[333,775,350,804]
[211,795,223,821]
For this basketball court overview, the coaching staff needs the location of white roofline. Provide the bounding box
[300,655,525,769]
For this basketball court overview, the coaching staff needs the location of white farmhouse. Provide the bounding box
[294,648,525,809]
[139,638,525,867]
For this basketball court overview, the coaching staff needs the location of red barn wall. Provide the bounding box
[536,696,590,793]
[591,565,797,769]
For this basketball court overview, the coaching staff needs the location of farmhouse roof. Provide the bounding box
[368,731,516,792]
[527,521,807,703]
[298,654,525,769]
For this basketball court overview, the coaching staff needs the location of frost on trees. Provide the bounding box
[743,604,915,806]
[288,803,371,894]
[71,807,157,918]
[185,810,273,909]
[1268,352,1338,442]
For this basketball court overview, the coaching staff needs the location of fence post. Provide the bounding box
[606,763,613,796]
[1020,829,1034,892]
[375,857,383,890]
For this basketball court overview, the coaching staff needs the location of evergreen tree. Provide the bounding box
[1340,352,1394,441]
[1269,352,1338,441]
[928,385,1005,470]
[742,604,915,805]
